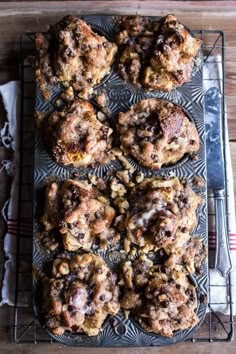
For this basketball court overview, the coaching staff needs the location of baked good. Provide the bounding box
[42,253,120,336]
[164,232,207,274]
[41,179,120,251]
[126,176,201,249]
[45,99,113,167]
[115,14,201,91]
[117,99,199,170]
[35,15,117,99]
[120,255,199,337]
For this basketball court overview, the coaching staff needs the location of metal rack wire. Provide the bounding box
[13,29,234,344]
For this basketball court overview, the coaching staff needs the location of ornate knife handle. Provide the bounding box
[214,189,232,277]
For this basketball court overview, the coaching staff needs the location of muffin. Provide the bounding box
[41,179,120,251]
[45,99,113,167]
[42,253,120,336]
[125,176,201,250]
[35,15,117,99]
[115,14,201,91]
[120,255,199,337]
[117,99,199,170]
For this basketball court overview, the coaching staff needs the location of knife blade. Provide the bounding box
[205,86,232,277]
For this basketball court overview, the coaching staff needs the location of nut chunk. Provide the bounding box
[120,256,199,337]
[42,253,120,336]
[35,15,117,99]
[117,99,199,170]
[45,99,113,167]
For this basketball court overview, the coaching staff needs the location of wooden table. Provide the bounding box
[0,2,235,353]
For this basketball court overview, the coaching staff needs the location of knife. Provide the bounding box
[205,86,232,277]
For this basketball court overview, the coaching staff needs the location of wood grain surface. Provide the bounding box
[0,2,235,353]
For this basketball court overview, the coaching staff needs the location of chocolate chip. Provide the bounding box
[186,289,192,296]
[160,265,167,273]
[39,48,46,56]
[81,43,87,50]
[160,300,169,308]
[67,223,73,230]
[190,153,198,161]
[182,179,188,187]
[49,76,58,85]
[162,175,169,181]
[99,294,106,301]
[200,294,207,304]
[74,31,81,39]
[95,211,102,218]
[156,34,164,45]
[103,42,108,48]
[87,310,95,317]
[78,233,85,239]
[87,288,94,296]
[159,249,165,257]
[65,47,72,57]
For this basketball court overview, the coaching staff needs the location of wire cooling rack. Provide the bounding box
[13,29,234,344]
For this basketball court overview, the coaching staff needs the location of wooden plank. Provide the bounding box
[0,339,236,354]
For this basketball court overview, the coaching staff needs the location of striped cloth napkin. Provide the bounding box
[0,56,235,314]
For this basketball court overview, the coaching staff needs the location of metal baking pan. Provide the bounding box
[33,14,208,347]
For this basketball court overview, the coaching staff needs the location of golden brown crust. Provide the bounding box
[126,176,201,249]
[43,253,120,336]
[35,15,117,99]
[41,179,120,251]
[117,99,199,170]
[115,14,201,91]
[120,256,199,337]
[45,99,113,167]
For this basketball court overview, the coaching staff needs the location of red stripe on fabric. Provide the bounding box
[7,218,32,222]
[7,226,32,231]
[7,222,32,227]
[8,225,32,229]
[7,227,32,232]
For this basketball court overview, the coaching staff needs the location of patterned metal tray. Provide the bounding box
[33,14,208,347]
